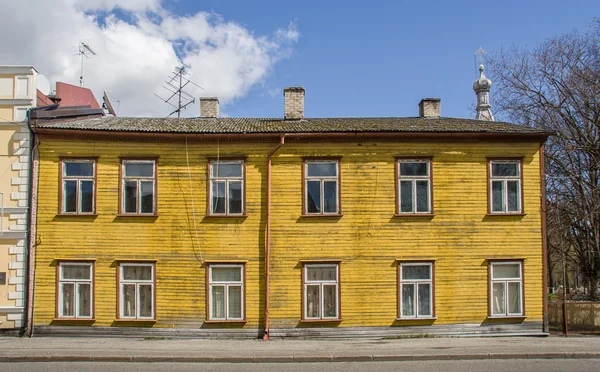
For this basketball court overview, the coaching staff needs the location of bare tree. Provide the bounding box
[490,19,600,299]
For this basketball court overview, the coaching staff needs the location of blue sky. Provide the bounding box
[2,0,598,119]
[169,0,598,119]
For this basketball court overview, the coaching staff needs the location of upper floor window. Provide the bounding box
[396,159,432,214]
[208,264,245,321]
[489,159,522,214]
[61,159,96,214]
[489,261,523,317]
[121,159,157,215]
[304,159,340,215]
[303,263,340,320]
[57,262,94,319]
[209,160,244,216]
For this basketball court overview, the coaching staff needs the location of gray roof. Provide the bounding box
[34,116,550,135]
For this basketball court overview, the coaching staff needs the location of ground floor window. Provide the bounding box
[57,262,94,318]
[489,261,523,316]
[303,263,340,320]
[208,264,245,320]
[398,262,433,318]
[118,262,155,319]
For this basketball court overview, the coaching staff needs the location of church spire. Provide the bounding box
[473,65,494,121]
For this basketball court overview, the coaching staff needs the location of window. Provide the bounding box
[304,160,340,215]
[57,262,93,319]
[489,159,522,214]
[489,261,523,317]
[61,159,96,214]
[208,264,245,321]
[118,263,155,319]
[208,160,244,215]
[121,159,157,215]
[396,159,432,214]
[398,262,433,319]
[303,263,340,320]
[0,272,6,285]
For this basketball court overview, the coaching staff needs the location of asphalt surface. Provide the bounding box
[0,335,599,363]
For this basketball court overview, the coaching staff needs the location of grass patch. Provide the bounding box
[383,333,438,339]
[142,337,169,341]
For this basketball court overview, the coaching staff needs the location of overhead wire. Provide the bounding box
[185,137,203,264]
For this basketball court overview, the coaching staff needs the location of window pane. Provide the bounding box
[307,162,337,177]
[62,283,75,317]
[80,181,93,213]
[492,163,518,177]
[400,162,428,176]
[323,181,337,213]
[124,181,137,213]
[492,264,521,279]
[211,181,226,214]
[402,284,415,317]
[78,283,91,317]
[507,181,519,212]
[212,286,225,319]
[211,267,241,282]
[306,285,320,318]
[508,282,522,314]
[64,180,77,213]
[306,267,336,281]
[307,180,321,213]
[139,284,153,318]
[492,180,504,212]
[125,163,153,177]
[211,163,242,178]
[228,286,242,319]
[400,181,413,213]
[323,285,337,318]
[228,181,242,214]
[65,162,93,177]
[122,284,136,317]
[492,282,506,315]
[416,180,429,212]
[140,181,154,213]
[123,265,152,281]
[402,265,431,280]
[62,265,91,280]
[418,283,431,316]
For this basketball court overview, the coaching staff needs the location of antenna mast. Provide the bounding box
[77,42,97,87]
[155,63,204,118]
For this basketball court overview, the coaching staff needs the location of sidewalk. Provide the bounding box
[1,335,599,363]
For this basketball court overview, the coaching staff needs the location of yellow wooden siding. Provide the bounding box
[33,137,543,330]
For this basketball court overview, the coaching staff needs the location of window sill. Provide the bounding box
[55,213,98,217]
[204,214,248,219]
[116,214,159,218]
[486,315,527,320]
[300,318,342,323]
[114,318,157,322]
[301,214,343,218]
[204,319,247,324]
[394,213,435,218]
[53,318,96,322]
[395,316,437,321]
[485,213,526,217]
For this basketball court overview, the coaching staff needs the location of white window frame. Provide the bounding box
[489,160,522,214]
[208,160,245,216]
[208,264,245,321]
[58,262,94,319]
[304,160,340,215]
[303,263,340,320]
[489,261,524,317]
[119,263,155,320]
[397,159,431,214]
[398,262,433,319]
[121,159,156,215]
[61,159,96,214]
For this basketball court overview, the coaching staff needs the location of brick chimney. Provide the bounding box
[418,98,441,118]
[283,87,304,120]
[200,97,219,118]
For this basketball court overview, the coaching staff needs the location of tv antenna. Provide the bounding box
[77,42,96,87]
[154,63,204,118]
[474,47,487,77]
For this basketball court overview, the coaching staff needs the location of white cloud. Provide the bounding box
[0,1,298,117]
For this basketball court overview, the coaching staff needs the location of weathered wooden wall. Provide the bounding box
[33,136,544,335]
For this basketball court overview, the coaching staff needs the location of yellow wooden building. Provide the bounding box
[28,86,551,337]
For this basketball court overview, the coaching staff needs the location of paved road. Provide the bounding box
[2,360,599,372]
